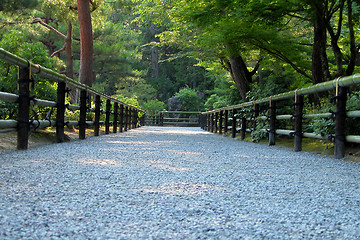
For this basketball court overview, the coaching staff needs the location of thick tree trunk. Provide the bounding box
[150,45,159,78]
[346,0,357,76]
[228,55,252,102]
[149,22,159,79]
[77,0,94,86]
[311,2,330,85]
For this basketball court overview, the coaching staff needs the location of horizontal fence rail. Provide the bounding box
[145,111,201,127]
[0,48,145,150]
[201,74,360,159]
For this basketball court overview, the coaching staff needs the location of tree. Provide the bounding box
[31,18,74,86]
[77,0,94,86]
[138,0,313,102]
[0,0,38,12]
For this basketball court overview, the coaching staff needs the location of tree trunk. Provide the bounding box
[346,0,357,76]
[149,22,159,79]
[65,21,74,80]
[326,0,346,77]
[31,18,77,102]
[65,21,77,103]
[150,45,159,78]
[311,1,330,85]
[228,55,252,102]
[77,0,94,86]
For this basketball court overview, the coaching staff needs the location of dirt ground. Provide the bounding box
[0,127,98,152]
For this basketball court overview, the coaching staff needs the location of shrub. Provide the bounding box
[175,87,204,111]
[141,99,165,112]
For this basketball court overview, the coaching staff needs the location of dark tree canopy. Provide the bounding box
[0,0,38,12]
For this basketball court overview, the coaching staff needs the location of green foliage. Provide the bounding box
[346,91,360,135]
[0,0,38,12]
[248,68,310,100]
[141,99,165,112]
[304,98,335,139]
[251,116,268,143]
[0,102,17,119]
[311,118,335,137]
[64,109,80,121]
[0,29,61,119]
[175,87,203,111]
[112,94,140,108]
[204,94,230,110]
[114,78,158,105]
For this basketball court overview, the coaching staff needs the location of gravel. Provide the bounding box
[1,126,360,239]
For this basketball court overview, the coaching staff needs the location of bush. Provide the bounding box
[204,94,230,110]
[112,94,140,108]
[175,87,203,111]
[141,99,165,112]
[251,115,268,142]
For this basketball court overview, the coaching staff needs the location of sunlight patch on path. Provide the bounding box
[141,182,224,196]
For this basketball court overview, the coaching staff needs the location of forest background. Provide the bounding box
[1,0,360,136]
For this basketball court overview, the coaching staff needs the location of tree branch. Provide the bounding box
[31,17,67,40]
[250,58,262,76]
[254,39,312,80]
[50,44,66,58]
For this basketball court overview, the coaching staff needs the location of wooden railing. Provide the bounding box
[144,111,162,126]
[145,111,201,127]
[0,48,144,150]
[201,74,360,159]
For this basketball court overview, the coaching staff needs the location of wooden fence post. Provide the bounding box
[79,90,87,139]
[269,99,276,146]
[232,109,237,138]
[215,112,219,133]
[139,111,144,127]
[133,108,136,128]
[224,110,228,134]
[56,81,66,143]
[209,113,214,132]
[142,111,145,126]
[127,108,131,130]
[105,99,111,134]
[294,94,303,152]
[200,114,206,129]
[241,113,247,140]
[134,109,139,128]
[17,66,31,150]
[253,104,259,131]
[208,113,213,132]
[207,114,211,130]
[210,112,214,132]
[335,86,348,158]
[94,95,101,136]
[113,102,119,133]
[119,104,124,132]
[219,110,223,134]
[124,106,128,131]
[160,112,164,126]
[129,108,133,130]
[204,114,208,131]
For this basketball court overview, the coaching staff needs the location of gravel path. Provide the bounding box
[1,126,360,239]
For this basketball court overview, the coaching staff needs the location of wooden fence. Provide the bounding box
[0,48,144,150]
[201,74,360,159]
[145,111,200,127]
